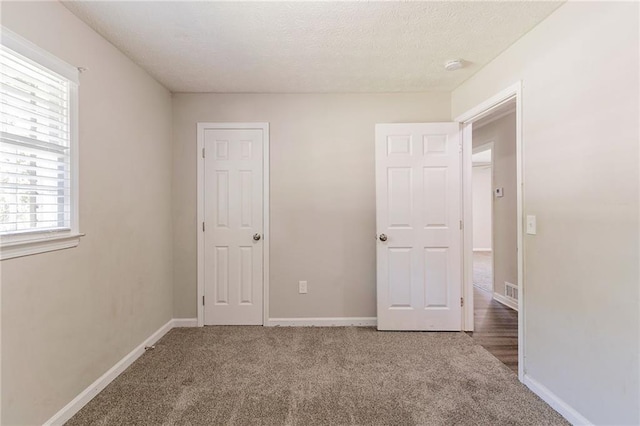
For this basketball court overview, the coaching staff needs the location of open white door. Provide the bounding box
[375,123,462,331]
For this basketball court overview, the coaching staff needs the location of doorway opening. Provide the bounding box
[456,83,523,380]
[472,144,494,294]
[469,102,518,373]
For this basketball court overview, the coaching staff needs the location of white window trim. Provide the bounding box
[0,27,83,260]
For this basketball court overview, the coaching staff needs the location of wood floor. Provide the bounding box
[470,286,518,373]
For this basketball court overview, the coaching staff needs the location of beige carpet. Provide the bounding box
[67,327,567,425]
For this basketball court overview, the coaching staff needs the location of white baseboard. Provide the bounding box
[266,317,377,327]
[43,318,197,425]
[493,292,518,311]
[473,248,492,252]
[172,318,198,327]
[523,375,592,425]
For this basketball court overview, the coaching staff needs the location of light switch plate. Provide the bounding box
[526,215,536,235]
[495,187,504,198]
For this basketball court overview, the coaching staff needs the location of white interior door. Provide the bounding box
[375,123,462,331]
[204,128,263,325]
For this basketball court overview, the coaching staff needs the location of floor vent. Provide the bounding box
[505,282,518,302]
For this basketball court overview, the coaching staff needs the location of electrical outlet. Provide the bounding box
[299,281,308,294]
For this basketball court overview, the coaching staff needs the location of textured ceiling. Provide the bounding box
[62,1,562,93]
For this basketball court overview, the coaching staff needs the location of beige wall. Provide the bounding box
[473,113,517,298]
[471,165,492,251]
[172,93,450,319]
[453,2,639,424]
[0,2,174,424]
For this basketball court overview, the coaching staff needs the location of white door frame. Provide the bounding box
[472,142,495,293]
[196,122,270,327]
[455,82,524,381]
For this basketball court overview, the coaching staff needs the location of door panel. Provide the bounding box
[204,128,263,325]
[388,247,412,308]
[215,246,229,304]
[376,123,462,331]
[388,168,412,227]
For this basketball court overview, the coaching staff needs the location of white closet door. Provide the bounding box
[204,128,263,325]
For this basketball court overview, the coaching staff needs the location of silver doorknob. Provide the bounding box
[379,234,387,242]
[253,233,262,241]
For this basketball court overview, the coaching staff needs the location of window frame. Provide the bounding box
[0,27,83,260]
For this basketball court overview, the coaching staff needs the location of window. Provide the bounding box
[0,28,81,260]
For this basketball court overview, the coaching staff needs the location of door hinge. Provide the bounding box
[202,295,205,305]
[202,147,205,158]
[461,297,464,307]
[202,222,205,232]
[459,220,463,230]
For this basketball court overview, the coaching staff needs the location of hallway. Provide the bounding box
[471,258,518,373]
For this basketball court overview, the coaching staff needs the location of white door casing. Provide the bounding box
[375,123,462,331]
[202,127,265,325]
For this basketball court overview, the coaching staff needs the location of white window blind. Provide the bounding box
[0,43,73,235]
